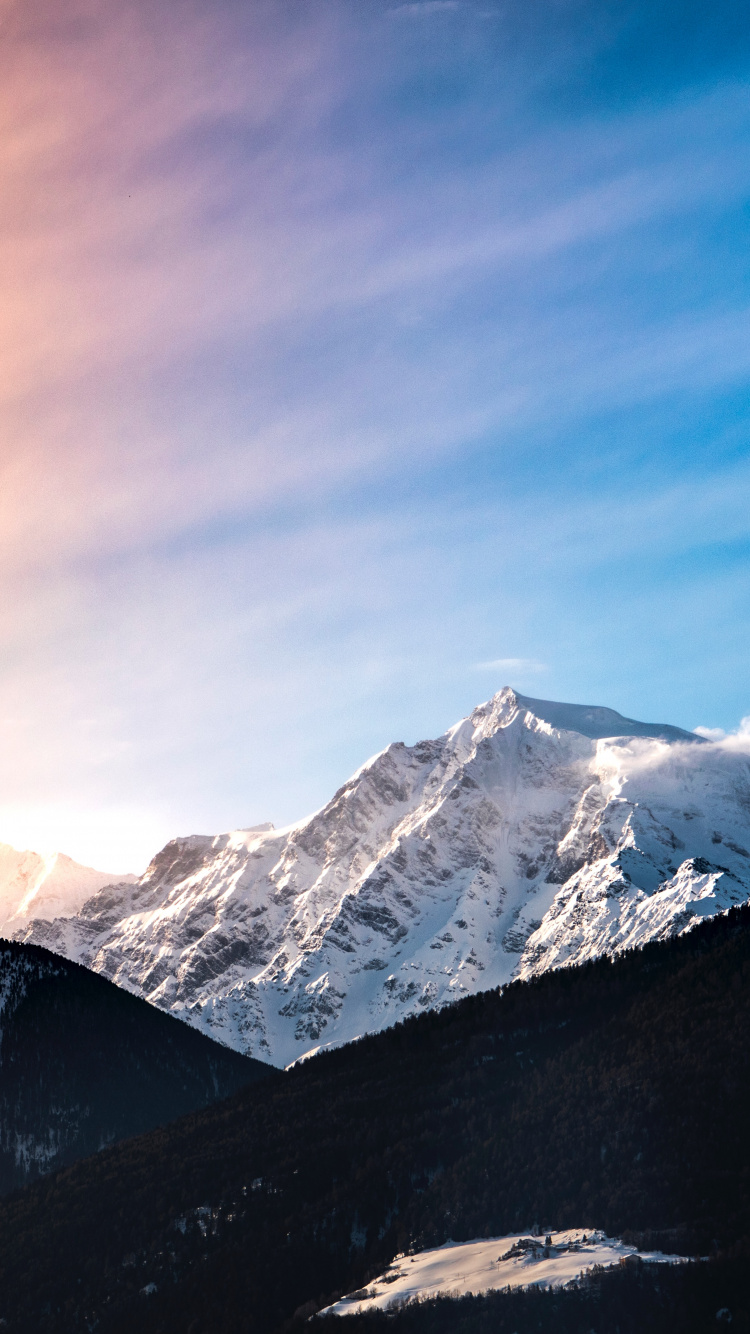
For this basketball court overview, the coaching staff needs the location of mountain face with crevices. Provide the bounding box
[18,688,750,1067]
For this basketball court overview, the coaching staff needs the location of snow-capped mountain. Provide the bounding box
[17,689,750,1067]
[0,842,135,934]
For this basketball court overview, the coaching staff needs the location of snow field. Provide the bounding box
[320,1229,687,1316]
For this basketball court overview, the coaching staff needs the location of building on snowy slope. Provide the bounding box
[17,688,750,1066]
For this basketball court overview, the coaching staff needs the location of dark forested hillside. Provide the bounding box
[0,938,272,1194]
[0,907,749,1332]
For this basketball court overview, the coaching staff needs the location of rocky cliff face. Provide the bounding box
[18,689,750,1067]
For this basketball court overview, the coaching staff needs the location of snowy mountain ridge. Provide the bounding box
[17,688,750,1067]
[0,843,136,935]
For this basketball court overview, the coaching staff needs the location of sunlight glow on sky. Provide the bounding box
[1,0,749,871]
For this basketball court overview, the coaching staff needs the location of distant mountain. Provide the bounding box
[0,939,272,1195]
[18,689,750,1066]
[0,904,748,1334]
[0,840,136,933]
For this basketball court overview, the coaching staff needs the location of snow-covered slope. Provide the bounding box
[320,1231,685,1315]
[18,689,750,1067]
[0,842,135,935]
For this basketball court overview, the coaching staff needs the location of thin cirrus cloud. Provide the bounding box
[0,0,749,867]
[389,2,461,16]
[0,15,746,521]
[475,659,548,676]
[1,4,747,561]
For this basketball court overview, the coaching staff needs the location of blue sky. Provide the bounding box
[0,0,748,869]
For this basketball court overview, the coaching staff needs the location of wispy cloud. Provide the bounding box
[0,5,747,584]
[694,717,750,748]
[474,659,548,676]
[390,1,460,15]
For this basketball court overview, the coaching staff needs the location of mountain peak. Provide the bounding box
[483,687,700,744]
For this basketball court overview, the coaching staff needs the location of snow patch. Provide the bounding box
[319,1230,687,1315]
